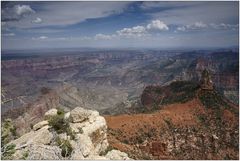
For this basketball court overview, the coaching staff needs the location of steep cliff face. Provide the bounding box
[2,107,130,160]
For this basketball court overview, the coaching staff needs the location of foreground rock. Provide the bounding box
[106,150,131,160]
[7,107,131,160]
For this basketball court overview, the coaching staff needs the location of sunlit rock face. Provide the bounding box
[8,107,131,160]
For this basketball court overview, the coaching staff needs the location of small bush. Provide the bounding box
[1,119,18,146]
[57,108,65,116]
[48,114,68,134]
[66,127,76,140]
[1,143,16,160]
[56,137,73,157]
[20,151,29,160]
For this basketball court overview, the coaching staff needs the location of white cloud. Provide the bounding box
[177,26,186,31]
[146,20,169,31]
[2,5,35,21]
[3,33,15,37]
[32,17,42,24]
[177,22,238,32]
[3,2,131,28]
[186,21,208,29]
[210,23,238,30]
[32,36,48,40]
[116,26,147,38]
[148,2,238,26]
[115,20,168,39]
[94,34,115,40]
[15,5,35,16]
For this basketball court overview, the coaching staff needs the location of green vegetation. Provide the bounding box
[163,81,199,104]
[155,81,199,105]
[20,151,29,160]
[1,143,16,160]
[199,91,225,109]
[198,90,238,115]
[48,108,75,140]
[56,136,73,157]
[1,119,18,146]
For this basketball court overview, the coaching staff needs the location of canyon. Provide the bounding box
[1,48,239,159]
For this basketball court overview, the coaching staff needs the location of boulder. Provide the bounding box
[70,107,91,123]
[28,144,62,160]
[44,108,58,120]
[10,126,53,148]
[64,112,70,121]
[74,134,93,157]
[106,150,131,160]
[33,120,49,131]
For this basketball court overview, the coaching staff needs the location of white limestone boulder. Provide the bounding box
[106,150,131,160]
[44,108,58,120]
[70,107,91,123]
[33,120,49,131]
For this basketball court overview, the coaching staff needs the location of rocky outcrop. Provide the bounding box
[200,69,213,90]
[7,107,131,160]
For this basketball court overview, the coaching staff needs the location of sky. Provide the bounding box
[1,1,239,50]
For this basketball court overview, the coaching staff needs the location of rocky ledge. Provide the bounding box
[7,107,131,160]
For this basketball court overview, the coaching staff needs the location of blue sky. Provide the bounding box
[1,1,239,50]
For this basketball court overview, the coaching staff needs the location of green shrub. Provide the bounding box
[56,137,73,157]
[48,114,68,134]
[1,119,18,147]
[20,151,29,160]
[57,108,65,116]
[1,143,16,160]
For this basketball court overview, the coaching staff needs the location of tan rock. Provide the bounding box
[28,144,62,160]
[106,150,131,160]
[70,107,91,123]
[33,120,49,131]
[44,108,58,120]
[75,134,93,157]
[10,126,53,148]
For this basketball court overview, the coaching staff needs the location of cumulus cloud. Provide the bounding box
[115,20,168,38]
[116,26,147,38]
[146,20,169,31]
[32,17,42,24]
[15,5,35,16]
[2,5,35,22]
